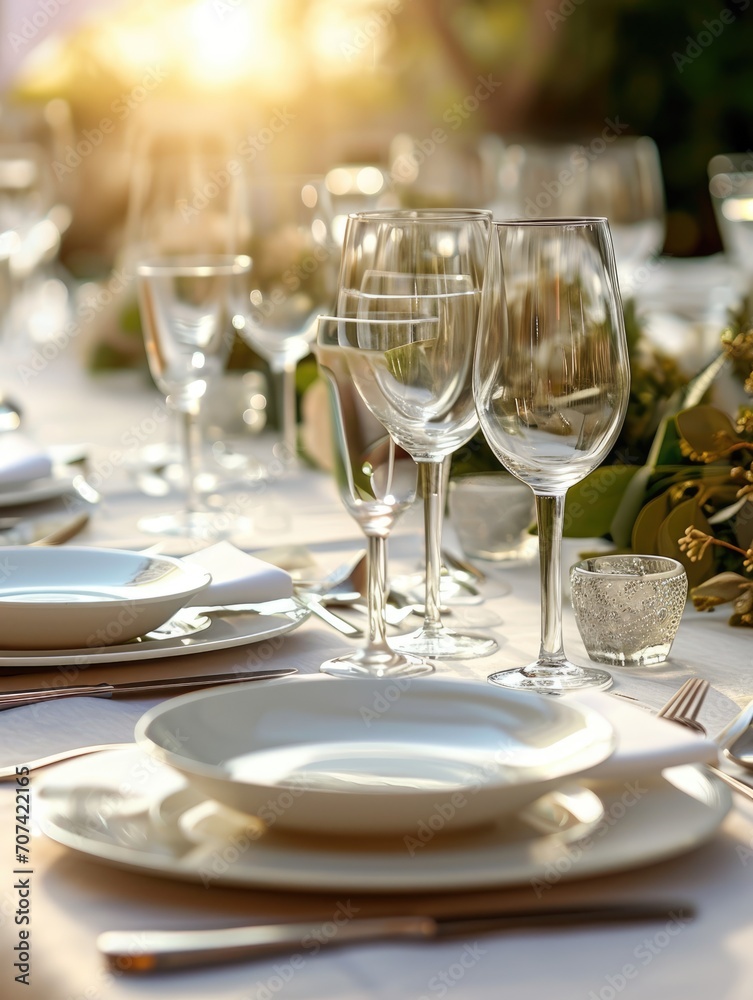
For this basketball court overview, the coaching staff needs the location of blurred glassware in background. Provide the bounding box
[482,136,665,299]
[581,136,665,299]
[0,100,76,351]
[121,138,268,495]
[324,164,398,245]
[136,254,252,539]
[388,133,500,209]
[234,173,338,467]
[708,152,753,286]
[484,141,588,220]
[448,471,537,563]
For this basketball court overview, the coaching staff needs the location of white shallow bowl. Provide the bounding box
[0,546,211,649]
[137,675,615,836]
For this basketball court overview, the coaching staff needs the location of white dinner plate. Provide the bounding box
[35,748,731,894]
[136,676,616,836]
[0,602,309,670]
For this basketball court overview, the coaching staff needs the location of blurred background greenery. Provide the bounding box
[4,0,752,275]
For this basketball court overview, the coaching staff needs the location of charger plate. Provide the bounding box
[35,748,730,894]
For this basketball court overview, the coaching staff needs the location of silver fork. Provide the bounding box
[657,677,709,732]
[657,677,753,802]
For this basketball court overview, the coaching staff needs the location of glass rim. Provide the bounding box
[492,217,609,229]
[570,554,686,580]
[136,254,251,276]
[347,208,492,223]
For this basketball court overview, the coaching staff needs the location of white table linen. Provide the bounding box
[1,356,753,999]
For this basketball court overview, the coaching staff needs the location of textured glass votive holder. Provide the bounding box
[570,555,688,667]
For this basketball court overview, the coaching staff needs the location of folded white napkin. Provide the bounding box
[572,690,719,782]
[0,433,53,486]
[182,541,294,607]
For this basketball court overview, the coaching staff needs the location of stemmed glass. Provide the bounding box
[337,209,497,660]
[314,316,433,678]
[582,137,665,298]
[235,175,338,466]
[136,255,251,538]
[474,218,630,692]
[123,145,244,493]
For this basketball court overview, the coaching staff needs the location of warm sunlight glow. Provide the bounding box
[307,0,393,77]
[187,0,265,86]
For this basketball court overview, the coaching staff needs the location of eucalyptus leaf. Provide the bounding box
[630,492,671,554]
[564,465,639,538]
[656,499,716,589]
[676,405,743,460]
[690,572,751,605]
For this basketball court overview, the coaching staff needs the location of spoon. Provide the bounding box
[722,700,753,771]
[0,395,22,432]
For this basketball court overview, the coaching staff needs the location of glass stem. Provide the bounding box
[275,362,298,464]
[420,460,445,632]
[366,533,391,653]
[534,492,566,668]
[179,406,202,515]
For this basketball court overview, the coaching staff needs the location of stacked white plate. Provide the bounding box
[35,676,732,893]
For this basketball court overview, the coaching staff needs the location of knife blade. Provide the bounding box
[0,667,298,709]
[98,902,695,973]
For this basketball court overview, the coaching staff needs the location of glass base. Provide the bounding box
[320,648,435,679]
[487,661,613,694]
[137,509,252,541]
[390,626,498,661]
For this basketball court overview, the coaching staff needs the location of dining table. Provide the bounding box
[1,339,753,1000]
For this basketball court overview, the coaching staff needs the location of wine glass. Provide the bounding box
[314,316,433,678]
[581,137,665,299]
[337,209,497,660]
[474,218,630,692]
[234,174,338,467]
[136,255,251,538]
[122,144,246,493]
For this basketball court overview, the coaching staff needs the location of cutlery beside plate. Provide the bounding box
[99,901,695,973]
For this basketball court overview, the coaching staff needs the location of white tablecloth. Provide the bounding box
[2,356,753,999]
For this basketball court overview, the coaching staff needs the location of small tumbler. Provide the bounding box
[448,472,536,562]
[570,554,688,667]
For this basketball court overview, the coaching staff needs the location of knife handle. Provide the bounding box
[98,917,435,973]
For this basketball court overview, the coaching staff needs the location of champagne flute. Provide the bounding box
[337,209,497,660]
[136,255,251,539]
[314,316,433,678]
[234,174,338,467]
[474,218,630,692]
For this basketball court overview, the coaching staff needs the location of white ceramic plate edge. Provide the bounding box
[0,606,310,669]
[35,750,732,894]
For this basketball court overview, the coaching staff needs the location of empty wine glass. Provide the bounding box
[234,174,338,467]
[136,255,251,538]
[582,137,665,298]
[315,316,433,678]
[474,218,630,692]
[123,144,245,493]
[337,209,497,660]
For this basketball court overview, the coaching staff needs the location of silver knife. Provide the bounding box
[191,597,362,636]
[0,667,298,709]
[98,902,695,973]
